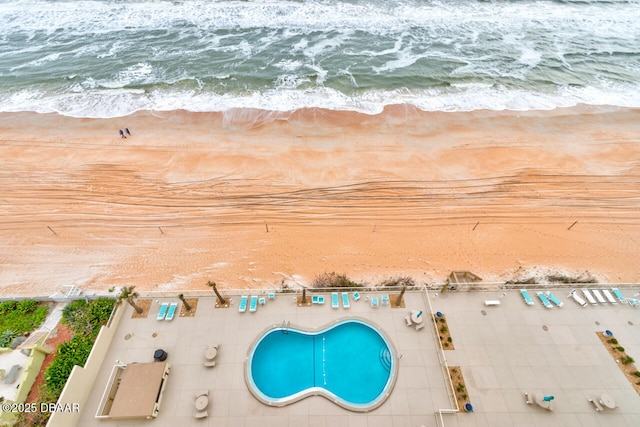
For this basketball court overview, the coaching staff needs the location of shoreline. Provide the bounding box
[1,106,639,297]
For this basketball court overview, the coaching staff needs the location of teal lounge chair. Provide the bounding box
[157,302,169,320]
[520,289,534,305]
[268,292,276,300]
[611,288,627,303]
[239,295,248,312]
[312,295,319,304]
[318,296,325,304]
[331,292,339,308]
[381,295,389,305]
[238,295,249,313]
[249,296,258,312]
[371,297,379,308]
[536,292,553,309]
[353,292,360,301]
[165,303,178,321]
[342,292,350,308]
[545,291,564,307]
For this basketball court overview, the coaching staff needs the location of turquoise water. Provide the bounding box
[248,319,394,408]
[1,0,639,117]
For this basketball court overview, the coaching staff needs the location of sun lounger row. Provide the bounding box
[238,295,265,313]
[157,302,178,320]
[567,288,639,307]
[331,292,353,309]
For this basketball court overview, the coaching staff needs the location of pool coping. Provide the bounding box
[243,315,400,413]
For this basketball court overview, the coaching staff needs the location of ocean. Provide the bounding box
[0,0,639,118]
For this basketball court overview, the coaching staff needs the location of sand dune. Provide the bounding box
[1,106,639,296]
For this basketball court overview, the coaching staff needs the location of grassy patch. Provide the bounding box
[0,300,48,347]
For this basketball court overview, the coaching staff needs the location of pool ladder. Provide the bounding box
[281,320,290,334]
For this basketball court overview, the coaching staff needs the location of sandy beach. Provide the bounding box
[1,106,639,297]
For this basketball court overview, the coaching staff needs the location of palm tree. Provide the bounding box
[301,287,307,304]
[178,294,191,311]
[206,280,226,305]
[118,286,143,314]
[395,285,406,307]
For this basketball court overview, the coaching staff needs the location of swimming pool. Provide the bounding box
[245,318,397,412]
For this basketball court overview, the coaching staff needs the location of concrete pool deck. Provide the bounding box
[72,288,640,426]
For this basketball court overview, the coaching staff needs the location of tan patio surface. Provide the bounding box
[76,288,640,426]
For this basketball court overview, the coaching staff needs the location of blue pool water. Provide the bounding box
[246,319,396,410]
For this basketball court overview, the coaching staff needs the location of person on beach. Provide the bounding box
[119,129,126,138]
[125,128,131,136]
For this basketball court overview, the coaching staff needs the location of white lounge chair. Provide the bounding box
[628,298,639,307]
[591,289,606,304]
[582,289,597,305]
[568,290,587,307]
[602,289,617,304]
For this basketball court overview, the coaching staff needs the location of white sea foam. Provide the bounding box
[1,0,640,117]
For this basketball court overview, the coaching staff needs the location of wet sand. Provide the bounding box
[1,106,639,296]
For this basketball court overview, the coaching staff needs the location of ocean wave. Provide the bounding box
[1,0,639,117]
[1,83,639,118]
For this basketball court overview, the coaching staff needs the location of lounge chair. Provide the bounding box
[629,298,639,307]
[582,289,597,305]
[317,296,325,304]
[157,302,169,320]
[238,295,248,313]
[520,289,534,305]
[536,292,553,309]
[249,296,258,312]
[611,288,627,303]
[381,295,390,305]
[331,292,339,309]
[545,291,564,307]
[342,292,350,308]
[259,297,266,306]
[312,295,319,304]
[371,297,379,308]
[591,289,606,304]
[415,322,424,331]
[602,289,617,304]
[165,303,178,321]
[268,292,276,300]
[353,292,360,301]
[568,290,587,307]
[405,315,412,326]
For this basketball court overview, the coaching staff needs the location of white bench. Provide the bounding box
[484,300,500,306]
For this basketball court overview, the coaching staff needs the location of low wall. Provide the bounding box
[46,303,125,427]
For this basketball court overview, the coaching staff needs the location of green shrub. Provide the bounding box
[63,298,115,337]
[622,356,635,365]
[616,346,625,352]
[633,371,640,377]
[44,335,94,395]
[0,300,48,342]
[457,383,465,392]
[0,330,18,347]
[440,325,448,333]
[608,338,618,345]
[447,336,452,343]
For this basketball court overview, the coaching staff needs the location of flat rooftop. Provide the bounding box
[77,288,640,426]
